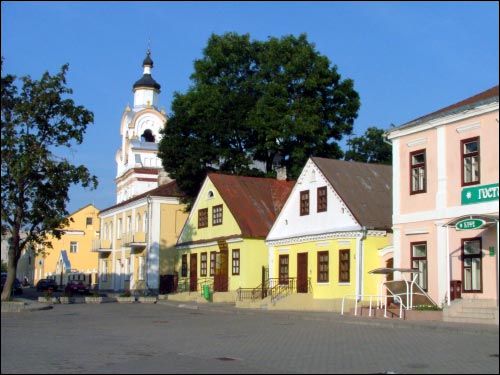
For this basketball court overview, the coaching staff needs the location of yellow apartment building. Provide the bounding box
[95,181,188,293]
[34,204,100,287]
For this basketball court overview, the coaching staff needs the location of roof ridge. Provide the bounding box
[311,156,392,169]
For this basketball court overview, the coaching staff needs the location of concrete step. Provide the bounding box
[460,307,498,314]
[454,299,497,308]
[448,311,496,319]
[443,316,498,325]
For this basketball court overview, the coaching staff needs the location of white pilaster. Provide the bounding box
[436,221,448,306]
[147,200,161,290]
[392,139,400,218]
[393,228,401,280]
[436,126,447,212]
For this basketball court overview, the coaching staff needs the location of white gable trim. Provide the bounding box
[266,158,360,242]
[266,230,364,247]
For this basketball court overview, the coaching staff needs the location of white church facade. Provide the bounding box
[115,50,171,204]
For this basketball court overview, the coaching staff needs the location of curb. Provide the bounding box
[1,301,54,313]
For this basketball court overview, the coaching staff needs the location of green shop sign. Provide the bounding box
[455,218,486,231]
[461,183,499,205]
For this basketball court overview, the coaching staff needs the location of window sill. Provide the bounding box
[337,283,351,286]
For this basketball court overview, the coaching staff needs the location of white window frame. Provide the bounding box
[101,260,107,282]
[70,241,78,253]
[138,256,145,280]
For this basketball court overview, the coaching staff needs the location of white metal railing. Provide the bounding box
[382,274,436,310]
[341,294,404,319]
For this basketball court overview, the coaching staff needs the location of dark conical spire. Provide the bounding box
[133,49,160,92]
[143,49,153,67]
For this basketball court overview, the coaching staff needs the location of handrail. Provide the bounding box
[384,282,408,310]
[270,278,297,302]
[341,294,404,319]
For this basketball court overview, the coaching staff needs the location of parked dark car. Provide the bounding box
[64,280,90,295]
[0,274,23,295]
[36,278,58,292]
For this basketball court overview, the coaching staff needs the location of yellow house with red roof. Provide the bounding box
[174,173,294,302]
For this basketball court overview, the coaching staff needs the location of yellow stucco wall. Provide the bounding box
[178,178,241,244]
[176,178,270,292]
[271,234,389,299]
[178,238,268,291]
[159,202,189,275]
[34,204,100,283]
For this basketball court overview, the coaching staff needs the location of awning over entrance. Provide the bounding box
[368,268,421,275]
[442,214,499,228]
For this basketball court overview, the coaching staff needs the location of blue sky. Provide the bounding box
[2,1,499,213]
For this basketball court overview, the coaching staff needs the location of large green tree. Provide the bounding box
[159,33,360,207]
[1,61,97,301]
[344,126,392,165]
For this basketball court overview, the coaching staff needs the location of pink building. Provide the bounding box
[386,86,499,311]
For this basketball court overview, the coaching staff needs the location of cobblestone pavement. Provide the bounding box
[2,302,499,374]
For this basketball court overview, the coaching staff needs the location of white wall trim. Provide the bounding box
[378,246,393,257]
[394,201,499,224]
[406,138,428,147]
[404,229,429,235]
[266,230,364,247]
[456,122,481,133]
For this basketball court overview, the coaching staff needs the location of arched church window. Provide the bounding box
[141,129,155,143]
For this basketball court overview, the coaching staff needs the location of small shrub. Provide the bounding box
[43,290,53,299]
[413,304,442,311]
[120,290,132,297]
[91,290,100,297]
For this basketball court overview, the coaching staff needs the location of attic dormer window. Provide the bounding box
[141,129,155,143]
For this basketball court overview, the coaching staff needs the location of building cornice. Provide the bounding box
[266,230,387,247]
[387,102,498,140]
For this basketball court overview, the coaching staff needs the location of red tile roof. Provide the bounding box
[99,180,184,214]
[208,173,295,238]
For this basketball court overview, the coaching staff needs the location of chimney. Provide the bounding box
[276,166,287,181]
[158,171,172,186]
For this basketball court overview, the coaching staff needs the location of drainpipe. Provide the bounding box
[356,227,368,299]
[446,225,451,306]
[359,227,368,298]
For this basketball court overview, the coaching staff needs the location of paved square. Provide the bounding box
[1,302,499,373]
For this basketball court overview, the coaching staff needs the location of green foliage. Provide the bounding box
[1,58,97,300]
[344,126,392,165]
[413,304,442,311]
[120,290,132,297]
[159,33,360,208]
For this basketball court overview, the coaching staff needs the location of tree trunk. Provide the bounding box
[1,229,21,301]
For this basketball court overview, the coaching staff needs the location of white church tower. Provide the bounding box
[115,50,171,203]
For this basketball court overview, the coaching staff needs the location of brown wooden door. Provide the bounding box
[297,252,308,293]
[190,254,197,292]
[214,250,228,292]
